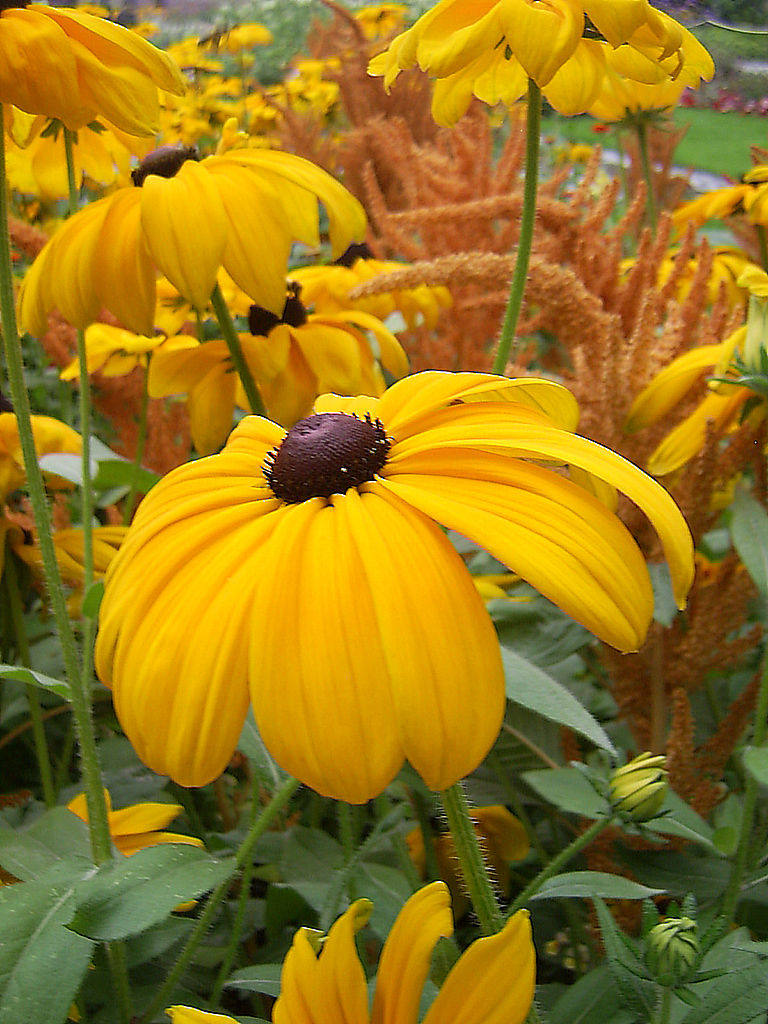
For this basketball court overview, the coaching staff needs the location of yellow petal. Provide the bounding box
[499,0,581,87]
[647,389,752,477]
[94,189,156,335]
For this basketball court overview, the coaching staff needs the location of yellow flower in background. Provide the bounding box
[369,0,713,124]
[60,322,176,381]
[13,525,127,584]
[407,805,529,917]
[18,143,367,339]
[291,244,453,330]
[585,63,690,121]
[354,3,409,41]
[201,22,273,53]
[619,247,754,309]
[96,371,693,800]
[0,412,82,497]
[672,167,768,234]
[67,790,203,856]
[0,4,184,135]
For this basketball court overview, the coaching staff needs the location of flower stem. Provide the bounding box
[210,283,267,417]
[0,106,111,865]
[2,547,55,807]
[138,774,301,1024]
[636,121,657,231]
[507,816,612,917]
[122,359,150,525]
[440,782,504,935]
[493,78,542,375]
[719,625,768,930]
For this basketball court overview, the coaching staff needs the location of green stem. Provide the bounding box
[0,106,111,865]
[138,774,301,1024]
[440,782,503,935]
[658,985,672,1024]
[507,816,611,917]
[756,224,768,273]
[493,78,542,375]
[636,120,657,231]
[106,939,133,1024]
[2,546,55,806]
[122,359,150,525]
[412,789,440,883]
[209,283,267,417]
[719,629,768,929]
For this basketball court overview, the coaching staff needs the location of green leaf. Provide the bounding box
[0,868,95,1024]
[730,488,768,595]
[646,790,716,849]
[81,579,104,619]
[649,563,678,627]
[0,807,92,881]
[279,827,343,915]
[68,845,236,941]
[0,664,70,699]
[530,871,664,901]
[594,897,657,1019]
[523,766,609,818]
[680,961,768,1024]
[549,964,637,1024]
[743,745,768,786]
[354,862,412,940]
[491,597,592,666]
[238,709,285,789]
[502,648,616,755]
[226,963,283,998]
[91,458,160,494]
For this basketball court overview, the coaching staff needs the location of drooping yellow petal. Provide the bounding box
[94,188,156,335]
[647,389,754,477]
[372,882,454,1024]
[498,0,581,87]
[167,1009,238,1024]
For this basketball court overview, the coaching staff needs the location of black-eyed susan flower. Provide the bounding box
[18,143,367,339]
[67,789,203,856]
[95,371,693,802]
[59,321,179,381]
[618,246,753,310]
[169,881,535,1024]
[671,167,768,234]
[13,525,127,585]
[0,411,81,497]
[148,285,409,453]
[0,3,184,135]
[369,0,713,124]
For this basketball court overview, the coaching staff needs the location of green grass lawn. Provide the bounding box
[543,106,768,179]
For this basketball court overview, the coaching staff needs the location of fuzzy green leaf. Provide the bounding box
[680,961,768,1024]
[530,871,664,901]
[594,897,657,1018]
[0,664,70,699]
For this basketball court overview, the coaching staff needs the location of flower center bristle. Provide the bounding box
[131,144,200,187]
[264,412,391,503]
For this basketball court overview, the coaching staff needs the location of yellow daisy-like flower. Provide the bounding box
[67,789,203,856]
[369,0,713,124]
[13,525,127,584]
[619,247,754,310]
[290,245,453,330]
[0,411,81,498]
[148,285,409,454]
[407,805,529,917]
[354,3,409,41]
[169,882,535,1024]
[60,322,176,381]
[18,143,367,339]
[95,371,693,801]
[671,168,768,234]
[0,3,184,135]
[202,22,273,53]
[585,63,690,121]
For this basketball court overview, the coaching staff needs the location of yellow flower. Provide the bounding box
[203,22,273,53]
[67,789,203,856]
[170,882,535,1024]
[13,525,127,584]
[18,143,367,339]
[148,284,408,453]
[0,412,82,498]
[619,247,754,309]
[586,64,690,121]
[354,3,409,41]
[290,245,453,330]
[60,322,176,380]
[0,4,184,135]
[369,0,713,124]
[95,371,693,800]
[407,805,529,916]
[671,168,768,234]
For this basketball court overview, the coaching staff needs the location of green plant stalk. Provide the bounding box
[440,782,504,935]
[636,120,658,231]
[210,283,267,417]
[2,547,55,806]
[138,774,301,1024]
[507,816,612,917]
[0,106,112,865]
[657,985,672,1024]
[719,625,768,929]
[493,78,542,375]
[122,358,151,526]
[106,939,133,1024]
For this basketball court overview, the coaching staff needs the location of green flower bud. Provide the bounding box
[610,752,668,822]
[645,917,700,986]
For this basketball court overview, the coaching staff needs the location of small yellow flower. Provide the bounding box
[60,322,175,380]
[369,0,713,125]
[67,789,203,856]
[96,371,693,800]
[0,412,81,498]
[0,3,184,135]
[203,22,273,53]
[354,3,409,41]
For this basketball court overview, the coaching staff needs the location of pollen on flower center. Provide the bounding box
[263,412,391,503]
[131,144,200,187]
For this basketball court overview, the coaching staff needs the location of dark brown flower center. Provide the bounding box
[0,1,27,9]
[131,145,200,187]
[334,242,373,267]
[249,282,308,336]
[263,412,391,503]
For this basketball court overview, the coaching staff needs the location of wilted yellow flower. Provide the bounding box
[0,4,184,135]
[369,0,714,124]
[18,143,367,338]
[96,371,693,800]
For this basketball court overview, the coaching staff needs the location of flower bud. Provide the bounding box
[645,918,699,986]
[609,752,668,822]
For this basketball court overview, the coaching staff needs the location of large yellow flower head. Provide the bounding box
[168,882,535,1024]
[18,143,367,340]
[0,3,184,135]
[369,0,714,124]
[95,371,694,802]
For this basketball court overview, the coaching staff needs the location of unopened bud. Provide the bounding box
[610,752,668,822]
[645,918,699,986]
